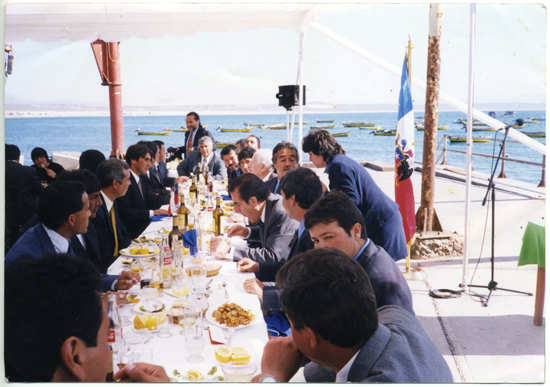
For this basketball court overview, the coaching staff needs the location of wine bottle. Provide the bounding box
[204,165,210,190]
[177,193,190,231]
[196,162,202,185]
[213,195,225,236]
[189,174,198,206]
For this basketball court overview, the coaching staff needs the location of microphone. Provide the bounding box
[501,118,524,131]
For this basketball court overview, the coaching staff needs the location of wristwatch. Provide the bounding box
[259,375,282,383]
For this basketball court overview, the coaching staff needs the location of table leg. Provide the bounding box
[534,266,545,326]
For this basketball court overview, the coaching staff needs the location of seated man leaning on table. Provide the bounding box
[210,173,298,263]
[176,136,226,181]
[5,254,170,383]
[253,248,453,383]
[5,181,139,292]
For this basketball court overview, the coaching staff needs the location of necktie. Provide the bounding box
[137,179,144,199]
[186,131,193,155]
[289,230,299,254]
[67,239,74,255]
[153,165,160,180]
[202,160,207,172]
[110,206,119,257]
[258,219,265,246]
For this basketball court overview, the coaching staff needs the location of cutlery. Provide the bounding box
[161,290,179,298]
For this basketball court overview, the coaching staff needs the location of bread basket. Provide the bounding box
[205,262,222,277]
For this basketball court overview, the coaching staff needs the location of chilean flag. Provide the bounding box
[395,55,416,243]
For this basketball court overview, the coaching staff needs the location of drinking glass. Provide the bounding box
[172,276,191,299]
[142,285,159,300]
[190,265,207,298]
[184,307,205,362]
[118,303,133,326]
[132,348,153,364]
[138,257,154,288]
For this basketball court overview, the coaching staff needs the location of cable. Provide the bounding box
[429,289,462,299]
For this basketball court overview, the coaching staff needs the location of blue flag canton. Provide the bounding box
[398,56,413,121]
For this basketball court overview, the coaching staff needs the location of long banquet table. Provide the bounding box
[107,204,268,380]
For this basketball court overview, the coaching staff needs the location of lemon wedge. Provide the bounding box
[133,315,146,330]
[215,345,233,363]
[187,370,202,381]
[231,350,251,362]
[230,346,247,354]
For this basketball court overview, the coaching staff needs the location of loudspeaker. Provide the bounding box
[276,85,306,110]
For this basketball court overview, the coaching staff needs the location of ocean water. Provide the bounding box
[5,110,546,185]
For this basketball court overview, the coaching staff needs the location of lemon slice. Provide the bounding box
[230,346,247,354]
[133,315,146,329]
[157,311,167,324]
[215,346,232,363]
[231,350,251,362]
[187,370,202,381]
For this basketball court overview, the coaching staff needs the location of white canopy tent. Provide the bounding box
[4,2,546,287]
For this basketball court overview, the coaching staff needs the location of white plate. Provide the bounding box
[205,302,259,330]
[119,248,157,258]
[133,299,166,314]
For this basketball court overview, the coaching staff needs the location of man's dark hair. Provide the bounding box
[277,247,378,348]
[238,146,256,163]
[280,168,322,210]
[96,158,130,189]
[31,147,50,162]
[79,149,106,173]
[304,190,367,239]
[5,144,20,161]
[37,181,87,230]
[220,144,238,158]
[302,129,345,162]
[236,138,247,151]
[137,141,159,159]
[246,135,261,148]
[57,169,101,195]
[272,141,299,165]
[187,111,200,121]
[228,173,270,203]
[125,144,151,166]
[5,253,104,382]
[153,140,165,149]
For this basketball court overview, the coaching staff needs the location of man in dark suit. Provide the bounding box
[210,173,298,263]
[167,111,215,160]
[176,136,226,181]
[303,129,408,261]
[265,141,299,195]
[220,144,242,186]
[252,248,453,383]
[5,144,44,251]
[153,140,175,187]
[5,181,138,292]
[138,141,170,210]
[92,158,133,268]
[30,146,65,185]
[250,148,276,182]
[236,168,322,311]
[117,144,168,239]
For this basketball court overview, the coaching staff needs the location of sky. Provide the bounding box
[2,2,547,109]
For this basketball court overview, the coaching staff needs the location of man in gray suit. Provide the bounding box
[176,136,226,181]
[210,173,298,263]
[252,248,454,383]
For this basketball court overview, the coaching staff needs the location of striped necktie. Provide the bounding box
[110,206,119,257]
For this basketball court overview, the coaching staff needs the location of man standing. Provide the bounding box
[210,174,298,263]
[302,129,408,261]
[182,111,215,158]
[252,248,453,383]
[117,144,168,239]
[220,144,241,186]
[249,149,276,182]
[176,136,226,181]
[266,141,299,194]
[92,158,133,268]
[5,144,44,251]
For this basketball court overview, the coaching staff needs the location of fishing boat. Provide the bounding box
[219,127,252,133]
[342,122,375,127]
[332,131,350,137]
[316,119,334,123]
[524,119,539,124]
[171,128,188,132]
[215,141,236,149]
[373,130,396,136]
[512,123,525,129]
[136,129,171,136]
[359,126,381,131]
[244,123,265,126]
[449,136,489,143]
[416,125,449,131]
[310,124,335,129]
[472,127,497,131]
[525,131,546,138]
[260,124,287,130]
[529,116,545,121]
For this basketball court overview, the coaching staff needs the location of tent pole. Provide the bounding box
[461,4,476,290]
[297,30,305,165]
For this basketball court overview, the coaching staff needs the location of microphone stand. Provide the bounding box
[466,122,533,306]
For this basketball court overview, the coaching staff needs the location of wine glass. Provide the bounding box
[142,285,159,300]
[184,306,205,362]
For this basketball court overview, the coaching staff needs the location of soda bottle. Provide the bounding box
[107,294,123,372]
[160,234,172,288]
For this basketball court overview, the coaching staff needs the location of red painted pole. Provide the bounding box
[107,42,124,156]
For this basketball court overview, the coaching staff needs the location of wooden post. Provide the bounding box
[498,141,507,178]
[534,266,545,326]
[91,40,125,156]
[539,155,546,188]
[415,4,443,232]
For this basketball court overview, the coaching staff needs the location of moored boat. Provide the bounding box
[219,127,252,133]
[525,131,546,138]
[260,124,287,129]
[215,141,236,149]
[342,121,375,127]
[332,131,350,137]
[472,127,497,131]
[449,136,489,143]
[359,126,381,130]
[136,129,171,135]
[524,120,539,124]
[316,119,335,123]
[373,130,396,136]
[310,124,335,129]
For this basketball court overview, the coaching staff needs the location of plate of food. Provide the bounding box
[205,302,258,330]
[134,298,166,314]
[119,247,157,258]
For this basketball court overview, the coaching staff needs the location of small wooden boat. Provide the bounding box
[524,120,539,124]
[310,124,335,129]
[525,131,546,138]
[244,123,265,126]
[359,126,381,131]
[316,119,334,123]
[342,122,375,127]
[416,125,449,131]
[373,130,396,136]
[260,124,287,130]
[215,141,236,149]
[332,131,350,137]
[449,136,489,143]
[529,117,545,121]
[472,127,497,131]
[219,127,252,133]
[136,129,171,136]
[171,128,188,132]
